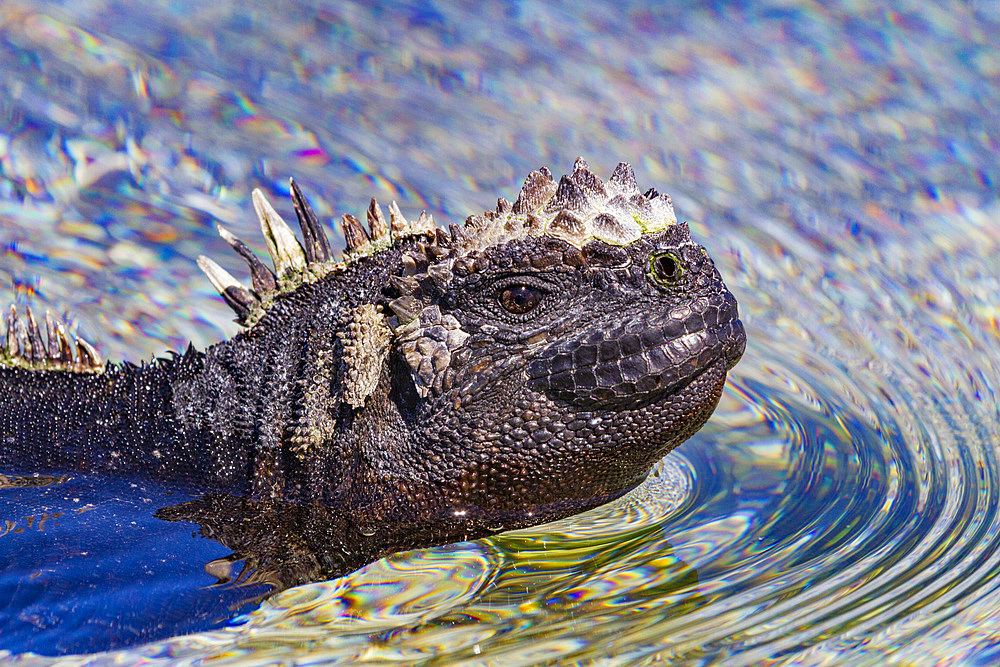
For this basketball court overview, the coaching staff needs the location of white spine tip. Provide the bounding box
[252,188,306,275]
[216,224,239,245]
[197,255,244,295]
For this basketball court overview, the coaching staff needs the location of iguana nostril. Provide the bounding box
[656,255,677,279]
[648,251,684,288]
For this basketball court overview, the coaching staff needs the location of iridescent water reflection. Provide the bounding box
[1,0,999,664]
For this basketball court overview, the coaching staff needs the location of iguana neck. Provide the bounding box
[0,348,257,490]
[167,249,413,504]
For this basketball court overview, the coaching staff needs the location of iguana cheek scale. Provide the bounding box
[0,158,746,542]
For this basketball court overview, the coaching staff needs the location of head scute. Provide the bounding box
[413,157,676,261]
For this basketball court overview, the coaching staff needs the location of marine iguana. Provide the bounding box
[0,159,745,579]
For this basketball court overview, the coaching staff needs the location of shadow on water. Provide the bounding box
[0,459,701,656]
[0,474,267,655]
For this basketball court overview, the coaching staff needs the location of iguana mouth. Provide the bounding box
[651,318,745,398]
[637,295,745,399]
[525,295,744,407]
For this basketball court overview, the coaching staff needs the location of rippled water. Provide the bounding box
[1,0,999,664]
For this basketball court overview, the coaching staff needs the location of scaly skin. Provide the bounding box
[0,159,745,583]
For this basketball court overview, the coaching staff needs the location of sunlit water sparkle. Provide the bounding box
[1,0,999,664]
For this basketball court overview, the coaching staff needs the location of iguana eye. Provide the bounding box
[649,252,683,286]
[499,284,543,314]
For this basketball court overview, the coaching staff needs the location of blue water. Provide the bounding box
[0,476,269,654]
[1,0,999,663]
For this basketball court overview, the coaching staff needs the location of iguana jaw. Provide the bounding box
[524,286,743,409]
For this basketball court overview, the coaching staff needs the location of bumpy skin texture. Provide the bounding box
[0,160,745,585]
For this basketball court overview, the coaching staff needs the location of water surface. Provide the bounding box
[1,0,999,663]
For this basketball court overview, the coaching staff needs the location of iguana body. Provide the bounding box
[0,159,745,554]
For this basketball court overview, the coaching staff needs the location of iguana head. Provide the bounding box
[381,159,745,518]
[199,158,744,523]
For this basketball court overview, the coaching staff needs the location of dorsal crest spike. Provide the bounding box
[342,214,371,252]
[367,199,389,240]
[512,168,557,216]
[14,317,29,362]
[25,306,45,362]
[416,211,436,236]
[628,193,654,222]
[449,222,470,247]
[197,255,244,295]
[388,201,409,234]
[217,224,276,295]
[570,159,607,201]
[252,189,307,276]
[75,336,103,370]
[289,178,333,264]
[55,324,73,364]
[197,255,258,322]
[544,175,596,219]
[221,287,256,323]
[44,310,62,362]
[496,197,513,217]
[608,162,640,197]
[6,305,18,356]
[647,192,676,225]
